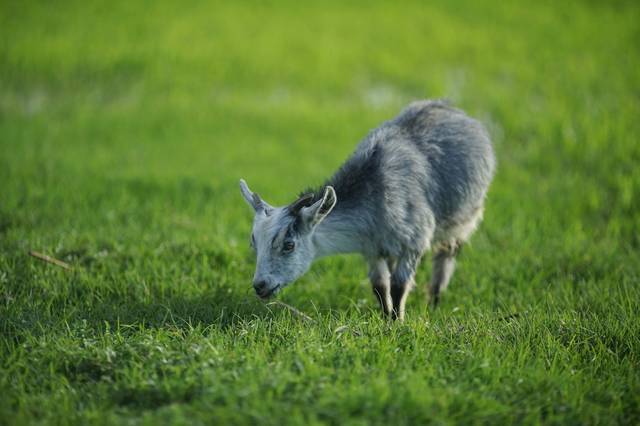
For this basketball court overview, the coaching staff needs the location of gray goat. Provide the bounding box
[240,100,495,320]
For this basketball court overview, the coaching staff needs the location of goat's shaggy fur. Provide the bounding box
[241,100,495,320]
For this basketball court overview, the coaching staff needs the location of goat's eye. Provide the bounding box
[282,241,295,253]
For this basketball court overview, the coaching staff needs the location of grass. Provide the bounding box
[1,0,639,424]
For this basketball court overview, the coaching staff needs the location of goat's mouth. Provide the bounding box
[256,284,281,299]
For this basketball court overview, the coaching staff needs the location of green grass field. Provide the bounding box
[1,1,639,424]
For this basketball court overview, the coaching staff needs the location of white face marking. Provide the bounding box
[250,207,315,298]
[240,181,338,298]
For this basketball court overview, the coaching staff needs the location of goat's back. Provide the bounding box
[393,100,495,225]
[325,100,495,256]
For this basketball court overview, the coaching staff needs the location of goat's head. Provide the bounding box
[239,179,337,298]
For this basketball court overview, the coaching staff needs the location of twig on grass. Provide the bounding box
[266,299,316,323]
[28,251,72,270]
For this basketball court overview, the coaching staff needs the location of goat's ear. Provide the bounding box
[239,179,271,213]
[300,186,337,229]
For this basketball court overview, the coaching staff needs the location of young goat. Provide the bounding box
[240,100,495,320]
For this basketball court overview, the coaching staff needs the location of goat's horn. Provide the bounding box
[288,193,315,214]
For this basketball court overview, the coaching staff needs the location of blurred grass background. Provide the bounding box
[1,1,639,424]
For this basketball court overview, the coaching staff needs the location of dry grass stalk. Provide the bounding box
[267,300,315,323]
[29,251,72,270]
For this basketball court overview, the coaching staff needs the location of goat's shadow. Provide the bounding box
[86,288,283,334]
[5,281,288,344]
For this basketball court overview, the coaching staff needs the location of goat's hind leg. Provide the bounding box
[368,258,392,317]
[430,207,484,306]
[429,240,460,307]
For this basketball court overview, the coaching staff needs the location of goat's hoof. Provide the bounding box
[430,293,440,308]
[390,311,404,321]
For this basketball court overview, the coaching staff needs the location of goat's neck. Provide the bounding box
[312,210,364,258]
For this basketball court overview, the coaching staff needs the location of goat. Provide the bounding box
[240,100,495,320]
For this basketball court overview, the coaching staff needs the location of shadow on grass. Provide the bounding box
[96,289,276,331]
[1,267,283,350]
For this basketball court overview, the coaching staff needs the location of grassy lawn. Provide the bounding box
[1,1,639,424]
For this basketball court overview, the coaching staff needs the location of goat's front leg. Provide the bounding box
[368,258,392,317]
[390,253,420,321]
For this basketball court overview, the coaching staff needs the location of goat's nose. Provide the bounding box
[253,280,267,294]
